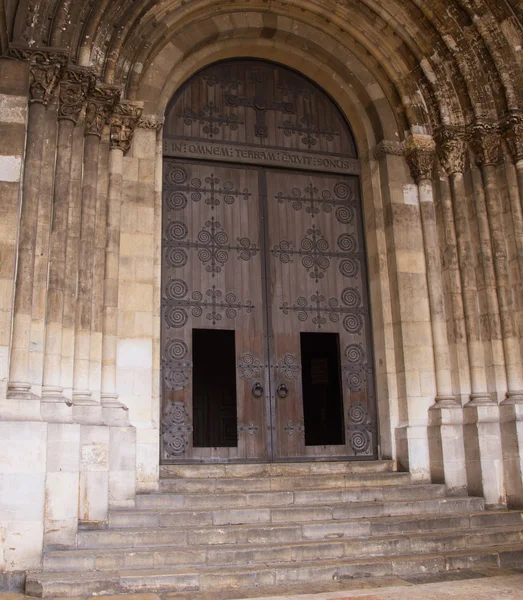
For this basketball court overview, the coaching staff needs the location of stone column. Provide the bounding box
[41,67,91,421]
[6,57,63,419]
[72,85,119,424]
[436,126,504,507]
[405,135,467,494]
[472,122,523,402]
[101,101,142,426]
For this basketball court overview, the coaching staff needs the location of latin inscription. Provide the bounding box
[163,139,360,175]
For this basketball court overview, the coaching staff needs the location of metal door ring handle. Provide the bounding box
[277,383,289,398]
[252,381,264,398]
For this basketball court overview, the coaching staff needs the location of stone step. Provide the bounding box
[43,525,523,572]
[158,471,410,493]
[159,460,395,479]
[26,543,523,597]
[108,496,485,528]
[77,509,523,549]
[135,482,447,510]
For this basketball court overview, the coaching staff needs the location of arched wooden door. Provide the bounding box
[160,60,376,463]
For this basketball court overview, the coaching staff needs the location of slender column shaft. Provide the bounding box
[7,101,47,402]
[449,172,490,402]
[101,146,124,399]
[60,123,85,397]
[482,163,523,399]
[437,174,470,396]
[469,165,506,391]
[72,133,100,405]
[41,118,74,401]
[418,179,454,402]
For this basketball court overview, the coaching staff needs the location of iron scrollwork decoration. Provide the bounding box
[164,217,258,277]
[161,401,194,458]
[280,287,365,333]
[238,421,259,436]
[284,421,305,436]
[275,180,355,220]
[163,279,254,328]
[346,403,372,455]
[163,165,252,212]
[343,344,372,393]
[279,116,340,149]
[272,225,361,283]
[162,338,192,391]
[180,102,242,138]
[276,354,301,380]
[238,353,263,379]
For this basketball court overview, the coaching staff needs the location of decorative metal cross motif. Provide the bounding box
[163,279,255,327]
[276,182,349,218]
[280,287,366,333]
[284,421,305,436]
[272,225,359,283]
[181,102,242,138]
[226,71,295,138]
[165,217,258,277]
[167,171,251,211]
[279,116,340,149]
[238,421,259,436]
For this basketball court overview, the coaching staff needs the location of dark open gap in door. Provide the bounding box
[193,329,238,448]
[300,332,345,446]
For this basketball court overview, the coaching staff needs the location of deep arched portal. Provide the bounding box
[160,59,376,463]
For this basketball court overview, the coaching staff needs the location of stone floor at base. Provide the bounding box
[3,569,523,600]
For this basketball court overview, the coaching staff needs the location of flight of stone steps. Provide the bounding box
[26,461,523,598]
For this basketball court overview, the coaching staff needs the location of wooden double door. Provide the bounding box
[160,158,376,462]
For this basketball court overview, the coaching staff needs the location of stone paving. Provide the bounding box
[3,569,523,600]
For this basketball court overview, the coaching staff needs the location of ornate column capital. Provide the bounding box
[405,134,436,183]
[470,121,503,167]
[373,139,405,161]
[6,46,68,107]
[138,116,165,132]
[110,101,144,153]
[435,126,468,176]
[84,84,121,138]
[58,67,95,124]
[501,111,523,164]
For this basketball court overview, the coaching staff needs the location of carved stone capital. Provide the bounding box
[110,101,144,152]
[373,140,404,161]
[470,121,502,167]
[501,111,523,164]
[58,67,95,124]
[84,85,121,138]
[6,46,68,107]
[405,134,436,183]
[435,126,468,176]
[138,116,165,132]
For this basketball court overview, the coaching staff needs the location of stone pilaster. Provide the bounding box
[101,101,143,426]
[72,84,119,424]
[436,125,504,506]
[405,134,466,493]
[5,52,65,419]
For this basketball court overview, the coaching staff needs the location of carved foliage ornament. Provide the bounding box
[471,122,502,168]
[84,85,121,138]
[502,112,523,164]
[404,135,436,183]
[58,67,95,123]
[434,126,467,176]
[110,101,144,152]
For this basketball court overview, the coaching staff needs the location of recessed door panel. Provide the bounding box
[265,169,376,459]
[160,159,268,461]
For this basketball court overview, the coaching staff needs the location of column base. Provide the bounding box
[1,383,41,421]
[432,395,460,408]
[502,391,523,404]
[466,393,495,406]
[73,391,103,425]
[102,393,129,426]
[41,387,74,423]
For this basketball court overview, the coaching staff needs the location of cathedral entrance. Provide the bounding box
[160,60,376,463]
